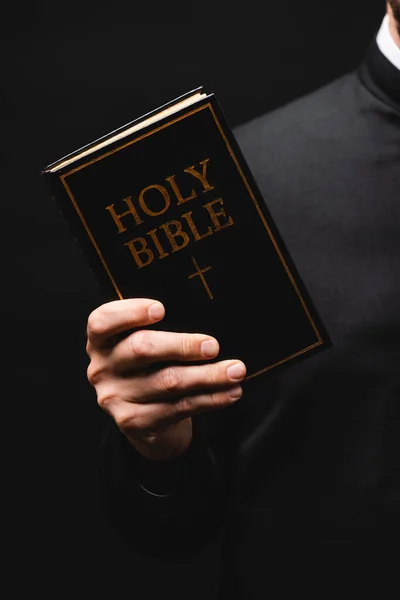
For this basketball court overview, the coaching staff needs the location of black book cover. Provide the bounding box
[42,88,331,380]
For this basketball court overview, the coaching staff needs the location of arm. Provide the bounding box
[97,416,229,559]
[86,298,246,559]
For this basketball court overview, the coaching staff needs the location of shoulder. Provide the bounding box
[229,71,365,268]
[233,71,359,169]
[229,70,365,225]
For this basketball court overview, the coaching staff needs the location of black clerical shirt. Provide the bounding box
[99,32,400,600]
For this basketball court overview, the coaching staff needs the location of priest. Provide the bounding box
[86,2,400,598]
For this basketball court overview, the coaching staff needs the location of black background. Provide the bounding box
[1,1,385,598]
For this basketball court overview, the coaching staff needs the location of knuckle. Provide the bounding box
[198,391,220,412]
[200,390,230,412]
[210,390,231,409]
[206,391,219,410]
[180,335,192,358]
[85,339,93,357]
[114,406,139,432]
[129,330,152,358]
[94,381,121,412]
[114,410,131,431]
[206,363,219,385]
[86,309,109,339]
[86,361,104,386]
[174,395,193,415]
[96,390,116,412]
[160,366,180,394]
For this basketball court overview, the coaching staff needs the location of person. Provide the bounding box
[85,3,400,598]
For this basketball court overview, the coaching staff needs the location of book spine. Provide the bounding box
[40,170,111,302]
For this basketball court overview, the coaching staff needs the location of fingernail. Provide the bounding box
[228,386,243,401]
[201,339,219,358]
[148,302,164,320]
[227,362,246,380]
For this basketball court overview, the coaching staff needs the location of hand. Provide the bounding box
[86,298,246,460]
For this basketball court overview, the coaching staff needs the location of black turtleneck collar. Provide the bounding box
[358,36,400,112]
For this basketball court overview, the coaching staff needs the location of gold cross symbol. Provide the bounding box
[188,256,214,300]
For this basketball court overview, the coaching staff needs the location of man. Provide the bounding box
[86,3,400,598]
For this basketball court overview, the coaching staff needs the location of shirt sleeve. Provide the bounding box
[96,415,230,560]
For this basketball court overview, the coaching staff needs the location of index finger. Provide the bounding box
[86,298,165,347]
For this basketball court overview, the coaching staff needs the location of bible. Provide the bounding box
[41,86,331,380]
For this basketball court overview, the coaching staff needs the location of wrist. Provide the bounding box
[125,418,193,461]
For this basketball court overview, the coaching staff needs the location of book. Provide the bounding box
[41,86,331,380]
